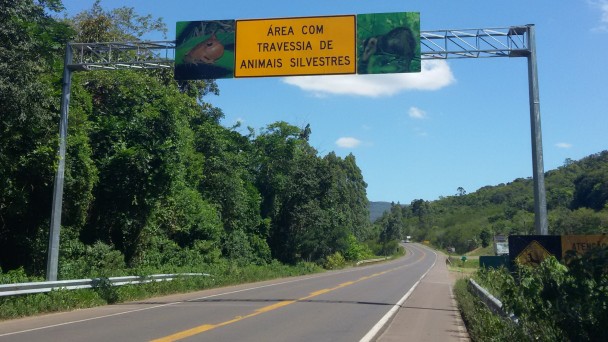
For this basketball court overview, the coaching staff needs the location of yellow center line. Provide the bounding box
[150,269,396,341]
[150,246,433,342]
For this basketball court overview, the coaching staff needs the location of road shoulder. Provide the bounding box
[376,250,470,342]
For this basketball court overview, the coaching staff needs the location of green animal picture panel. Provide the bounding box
[175,20,236,80]
[357,12,420,74]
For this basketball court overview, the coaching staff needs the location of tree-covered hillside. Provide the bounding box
[0,0,381,278]
[368,201,392,222]
[374,151,608,254]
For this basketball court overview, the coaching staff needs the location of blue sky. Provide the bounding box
[60,0,608,204]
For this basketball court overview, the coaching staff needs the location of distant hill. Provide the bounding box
[373,150,608,254]
[369,201,393,222]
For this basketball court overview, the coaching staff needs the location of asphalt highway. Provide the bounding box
[0,243,437,342]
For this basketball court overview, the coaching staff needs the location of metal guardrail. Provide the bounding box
[468,279,519,324]
[0,273,210,297]
[355,257,391,266]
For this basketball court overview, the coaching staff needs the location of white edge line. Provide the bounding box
[0,302,178,338]
[359,245,438,342]
[0,275,320,338]
[449,284,468,341]
[0,261,382,338]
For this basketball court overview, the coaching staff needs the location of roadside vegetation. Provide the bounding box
[0,246,404,320]
[447,256,480,270]
[0,261,322,320]
[453,247,608,341]
[453,278,528,341]
[465,246,495,257]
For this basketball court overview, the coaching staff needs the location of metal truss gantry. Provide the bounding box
[64,26,531,71]
[68,40,175,71]
[420,26,546,243]
[421,26,530,59]
[48,25,546,281]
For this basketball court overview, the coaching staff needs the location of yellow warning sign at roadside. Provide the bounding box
[561,235,608,258]
[515,240,553,266]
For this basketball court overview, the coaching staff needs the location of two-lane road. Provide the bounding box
[0,244,436,342]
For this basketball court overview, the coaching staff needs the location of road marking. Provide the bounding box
[449,284,469,341]
[0,266,371,338]
[359,244,437,342]
[151,300,297,341]
[1,246,425,340]
[151,269,394,341]
[0,302,181,338]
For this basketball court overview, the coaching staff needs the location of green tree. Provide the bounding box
[69,0,166,42]
[254,122,366,264]
[323,153,372,241]
[0,0,80,273]
[62,2,224,269]
[192,116,269,264]
[571,167,608,211]
[76,70,223,265]
[479,228,492,248]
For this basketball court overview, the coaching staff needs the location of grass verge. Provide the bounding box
[465,246,495,257]
[447,256,480,270]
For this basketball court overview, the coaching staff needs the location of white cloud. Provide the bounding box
[336,137,362,148]
[409,107,427,119]
[589,0,608,31]
[556,142,573,149]
[281,60,455,97]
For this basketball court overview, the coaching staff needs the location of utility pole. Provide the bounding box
[46,41,175,281]
[47,45,73,281]
[525,25,548,235]
[421,25,548,235]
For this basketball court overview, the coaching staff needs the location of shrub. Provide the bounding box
[324,252,346,270]
[0,267,41,284]
[343,234,374,261]
[59,241,126,279]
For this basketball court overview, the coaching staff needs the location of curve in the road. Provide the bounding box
[0,243,436,342]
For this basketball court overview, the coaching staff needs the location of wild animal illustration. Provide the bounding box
[184,33,225,64]
[360,26,416,73]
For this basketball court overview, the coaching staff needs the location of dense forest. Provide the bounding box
[0,0,384,278]
[375,151,608,254]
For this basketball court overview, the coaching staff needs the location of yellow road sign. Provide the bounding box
[234,15,356,77]
[561,234,608,258]
[515,240,552,266]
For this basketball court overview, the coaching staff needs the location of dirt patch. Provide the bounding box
[448,269,475,284]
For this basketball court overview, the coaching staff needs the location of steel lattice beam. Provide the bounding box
[421,26,530,59]
[66,26,532,70]
[68,41,175,71]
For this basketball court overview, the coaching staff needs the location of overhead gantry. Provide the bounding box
[47,25,546,281]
